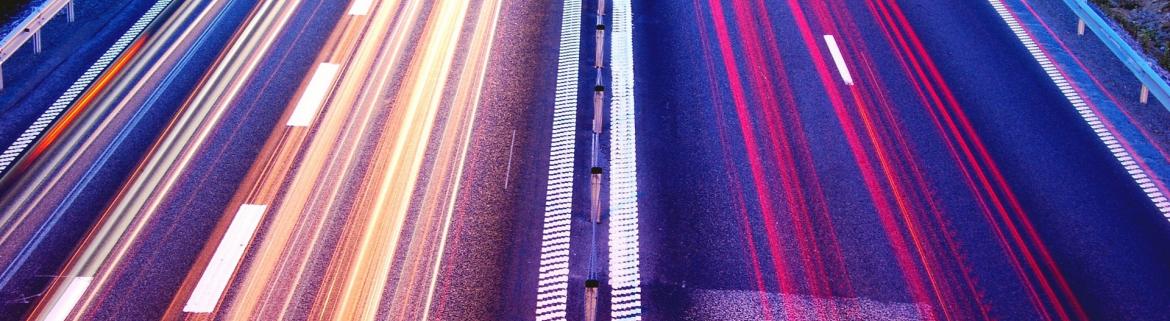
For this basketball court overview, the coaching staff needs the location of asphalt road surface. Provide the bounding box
[0,0,1168,320]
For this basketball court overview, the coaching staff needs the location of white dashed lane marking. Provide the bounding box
[823,35,854,86]
[286,63,340,127]
[184,204,267,313]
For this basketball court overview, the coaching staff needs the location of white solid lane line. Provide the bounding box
[609,0,643,320]
[534,1,582,320]
[287,63,341,127]
[823,35,854,86]
[41,276,93,321]
[183,204,267,313]
[348,0,373,16]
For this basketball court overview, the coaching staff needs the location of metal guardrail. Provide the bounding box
[0,0,75,89]
[1061,0,1170,109]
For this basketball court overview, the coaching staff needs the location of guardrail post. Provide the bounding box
[67,0,75,22]
[594,24,605,68]
[593,85,605,133]
[583,279,599,321]
[590,167,603,223]
[1141,84,1150,104]
[33,31,41,53]
[1061,0,1170,109]
[1077,19,1085,36]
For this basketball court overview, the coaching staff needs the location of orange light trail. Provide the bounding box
[9,36,148,176]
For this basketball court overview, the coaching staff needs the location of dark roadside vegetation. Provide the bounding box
[1090,0,1170,71]
[1,0,34,25]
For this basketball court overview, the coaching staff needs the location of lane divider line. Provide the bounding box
[823,35,854,86]
[0,0,174,176]
[348,0,374,16]
[534,0,582,320]
[183,204,267,313]
[287,63,341,127]
[41,276,92,321]
[986,0,1170,217]
[608,0,643,319]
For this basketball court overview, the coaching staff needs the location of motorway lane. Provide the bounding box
[164,0,463,318]
[22,0,343,319]
[0,0,156,145]
[901,0,1170,318]
[170,0,508,319]
[4,0,1169,320]
[995,0,1170,316]
[422,0,562,317]
[0,0,252,318]
[634,0,1170,320]
[9,0,565,319]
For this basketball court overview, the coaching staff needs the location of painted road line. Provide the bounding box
[287,63,341,127]
[534,0,582,320]
[348,0,373,16]
[986,0,1170,218]
[0,0,174,176]
[505,129,517,189]
[41,276,92,321]
[608,0,642,320]
[823,35,854,86]
[183,204,267,313]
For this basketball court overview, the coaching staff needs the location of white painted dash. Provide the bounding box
[287,63,341,127]
[183,204,267,313]
[43,276,93,321]
[348,0,373,16]
[823,35,854,86]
